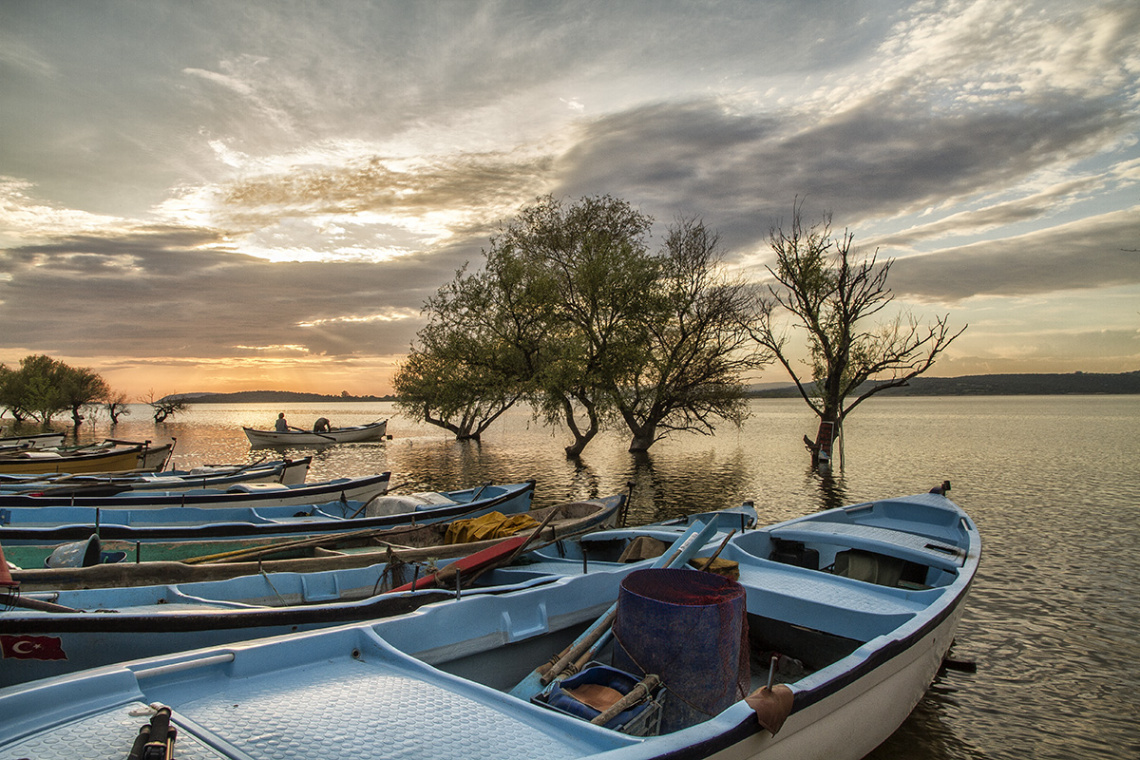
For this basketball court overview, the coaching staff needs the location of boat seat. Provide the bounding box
[768,521,965,571]
[226,483,290,493]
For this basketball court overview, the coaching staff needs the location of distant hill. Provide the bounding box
[167,390,395,404]
[169,372,1139,404]
[747,371,1140,398]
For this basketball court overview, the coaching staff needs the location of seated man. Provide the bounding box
[313,417,332,433]
[275,413,289,432]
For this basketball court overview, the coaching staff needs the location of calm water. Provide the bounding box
[59,396,1140,759]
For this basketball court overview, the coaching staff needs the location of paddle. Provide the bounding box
[508,516,719,701]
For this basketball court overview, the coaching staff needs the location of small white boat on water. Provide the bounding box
[0,484,979,760]
[242,419,388,446]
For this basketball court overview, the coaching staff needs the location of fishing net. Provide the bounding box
[443,511,539,544]
[611,568,750,731]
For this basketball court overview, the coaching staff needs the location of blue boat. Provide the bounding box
[0,457,313,493]
[0,470,389,509]
[0,485,977,760]
[0,494,637,687]
[0,480,536,568]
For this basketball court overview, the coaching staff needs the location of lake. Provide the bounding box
[60,395,1140,758]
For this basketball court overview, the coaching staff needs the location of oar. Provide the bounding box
[508,516,719,701]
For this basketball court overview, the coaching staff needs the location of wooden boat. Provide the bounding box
[0,442,147,475]
[0,494,638,685]
[0,479,534,568]
[243,419,388,446]
[0,485,978,760]
[0,457,312,495]
[0,470,389,510]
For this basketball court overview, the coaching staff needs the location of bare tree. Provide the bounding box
[104,391,132,424]
[146,391,189,423]
[749,203,966,468]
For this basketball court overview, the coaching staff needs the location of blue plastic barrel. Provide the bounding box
[611,567,748,731]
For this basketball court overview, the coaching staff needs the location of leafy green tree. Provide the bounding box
[59,365,110,425]
[393,262,533,441]
[0,355,68,423]
[396,195,769,455]
[487,195,658,455]
[748,203,965,468]
[611,218,768,451]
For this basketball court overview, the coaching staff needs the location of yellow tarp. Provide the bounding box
[444,511,540,545]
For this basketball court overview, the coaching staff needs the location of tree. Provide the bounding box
[487,195,658,456]
[59,365,110,426]
[396,195,769,456]
[104,391,132,424]
[608,218,769,451]
[392,262,533,441]
[0,355,68,423]
[749,203,966,468]
[146,391,189,423]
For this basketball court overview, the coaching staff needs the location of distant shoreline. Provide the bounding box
[168,371,1139,404]
[745,371,1140,398]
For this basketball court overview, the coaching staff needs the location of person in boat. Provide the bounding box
[313,417,332,433]
[275,413,290,432]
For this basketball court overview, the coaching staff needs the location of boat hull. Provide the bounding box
[0,479,537,568]
[0,491,979,760]
[0,445,143,475]
[0,496,627,686]
[243,420,387,446]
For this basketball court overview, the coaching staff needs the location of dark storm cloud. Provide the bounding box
[554,93,1134,259]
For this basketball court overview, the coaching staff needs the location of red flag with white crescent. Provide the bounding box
[0,634,67,660]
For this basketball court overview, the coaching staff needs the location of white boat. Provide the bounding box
[242,419,388,446]
[0,485,978,760]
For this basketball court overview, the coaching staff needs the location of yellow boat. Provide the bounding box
[0,443,146,475]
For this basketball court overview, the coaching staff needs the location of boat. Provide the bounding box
[0,470,389,511]
[0,457,312,495]
[0,432,66,452]
[243,419,388,446]
[0,441,148,475]
[6,494,634,590]
[0,479,535,568]
[0,494,640,686]
[0,485,978,760]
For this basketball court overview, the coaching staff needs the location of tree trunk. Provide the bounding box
[627,424,657,453]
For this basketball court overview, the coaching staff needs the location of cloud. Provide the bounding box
[555,91,1134,255]
[887,208,1140,300]
[0,226,480,360]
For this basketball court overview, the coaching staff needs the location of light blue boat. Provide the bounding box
[0,486,979,760]
[0,456,313,493]
[0,493,641,687]
[0,480,536,568]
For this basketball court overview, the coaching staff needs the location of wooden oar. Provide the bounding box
[508,516,719,701]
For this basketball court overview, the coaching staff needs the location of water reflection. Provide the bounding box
[813,470,850,512]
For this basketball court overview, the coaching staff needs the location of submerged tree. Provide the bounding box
[609,218,769,451]
[59,366,110,426]
[0,355,114,425]
[396,195,768,455]
[146,391,189,423]
[749,203,965,468]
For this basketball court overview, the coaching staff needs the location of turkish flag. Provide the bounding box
[0,634,67,660]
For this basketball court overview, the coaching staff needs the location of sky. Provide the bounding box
[1,0,1137,398]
